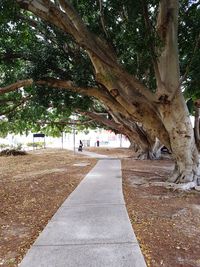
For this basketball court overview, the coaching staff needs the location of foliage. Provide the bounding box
[0,143,9,149]
[0,0,199,134]
[179,1,200,102]
[0,0,96,136]
[26,142,44,148]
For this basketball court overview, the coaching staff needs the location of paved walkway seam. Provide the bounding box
[33,241,137,247]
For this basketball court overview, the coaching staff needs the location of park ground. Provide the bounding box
[0,148,200,267]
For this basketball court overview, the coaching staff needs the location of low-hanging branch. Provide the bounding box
[0,79,33,95]
[0,76,170,147]
[78,110,121,131]
[17,0,154,102]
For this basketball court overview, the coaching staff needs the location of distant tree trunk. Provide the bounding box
[114,118,161,160]
[135,136,161,160]
[79,109,160,158]
[123,123,161,160]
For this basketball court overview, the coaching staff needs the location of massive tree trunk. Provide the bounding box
[155,0,200,186]
[14,0,200,187]
[160,92,200,185]
[0,79,33,94]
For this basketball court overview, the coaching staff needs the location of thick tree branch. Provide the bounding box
[0,79,33,95]
[57,0,117,63]
[98,0,109,38]
[36,77,170,147]
[140,0,162,87]
[82,109,160,155]
[156,0,180,99]
[16,0,154,102]
[78,110,122,132]
[77,110,145,150]
[0,75,169,149]
[17,0,116,65]
[36,78,101,97]
[36,78,133,118]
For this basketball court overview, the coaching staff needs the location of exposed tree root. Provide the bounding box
[167,164,200,190]
[149,181,197,191]
[137,151,160,160]
[170,182,196,190]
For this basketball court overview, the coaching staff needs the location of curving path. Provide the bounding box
[20,152,147,267]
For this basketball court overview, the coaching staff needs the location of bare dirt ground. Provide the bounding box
[1,147,200,267]
[0,148,97,266]
[122,158,200,267]
[85,147,134,158]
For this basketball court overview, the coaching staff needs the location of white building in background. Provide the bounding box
[0,116,195,150]
[0,128,130,150]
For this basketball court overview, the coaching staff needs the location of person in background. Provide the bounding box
[78,140,83,151]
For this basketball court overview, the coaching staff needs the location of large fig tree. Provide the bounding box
[1,0,200,187]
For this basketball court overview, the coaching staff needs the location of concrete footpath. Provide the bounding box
[20,159,147,267]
